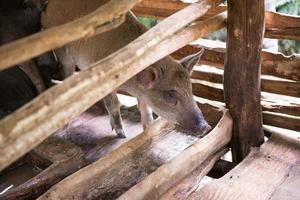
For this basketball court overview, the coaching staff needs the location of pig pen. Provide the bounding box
[0,0,300,199]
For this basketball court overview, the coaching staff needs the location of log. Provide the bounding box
[207,159,236,179]
[187,130,300,200]
[191,69,300,98]
[0,1,225,171]
[118,110,232,200]
[172,39,300,82]
[133,1,300,40]
[0,0,140,71]
[265,11,300,40]
[262,112,300,132]
[221,0,264,162]
[159,148,229,200]
[192,81,300,132]
[0,104,143,199]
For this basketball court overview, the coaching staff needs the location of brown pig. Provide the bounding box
[41,0,211,138]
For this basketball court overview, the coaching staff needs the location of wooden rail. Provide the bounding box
[172,39,300,82]
[133,0,300,40]
[191,80,300,132]
[0,0,225,171]
[0,0,141,71]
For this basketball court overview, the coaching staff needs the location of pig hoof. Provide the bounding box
[117,131,126,138]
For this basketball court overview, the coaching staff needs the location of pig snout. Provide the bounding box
[179,109,211,135]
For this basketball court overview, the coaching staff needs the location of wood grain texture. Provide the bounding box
[191,69,300,98]
[187,131,300,200]
[118,110,232,200]
[0,0,224,172]
[133,1,300,40]
[172,39,300,82]
[223,0,265,162]
[192,80,300,132]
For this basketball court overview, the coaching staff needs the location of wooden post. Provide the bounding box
[224,0,265,162]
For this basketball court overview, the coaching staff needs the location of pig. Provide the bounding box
[0,0,60,119]
[41,0,211,138]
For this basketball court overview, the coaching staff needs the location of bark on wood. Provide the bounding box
[0,104,144,199]
[172,40,300,82]
[191,69,300,98]
[0,0,141,71]
[0,2,225,172]
[118,110,232,200]
[187,131,300,200]
[192,81,300,132]
[35,102,223,199]
[159,148,229,200]
[133,1,300,40]
[223,0,265,162]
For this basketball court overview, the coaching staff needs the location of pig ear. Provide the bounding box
[137,67,161,89]
[180,48,204,74]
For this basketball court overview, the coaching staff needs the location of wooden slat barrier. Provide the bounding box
[133,0,300,40]
[38,109,231,199]
[0,0,141,71]
[118,110,232,200]
[0,0,225,171]
[172,39,300,82]
[191,69,300,99]
[191,80,300,132]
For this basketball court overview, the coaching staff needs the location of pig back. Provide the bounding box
[42,0,143,68]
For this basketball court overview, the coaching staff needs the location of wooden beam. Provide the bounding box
[192,81,300,132]
[0,0,225,172]
[172,40,300,82]
[225,0,267,162]
[0,0,140,71]
[118,110,232,200]
[191,69,300,98]
[159,148,229,200]
[38,102,224,199]
[133,1,300,40]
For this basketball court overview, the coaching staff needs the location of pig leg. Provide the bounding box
[103,92,126,138]
[138,99,153,130]
[54,47,76,79]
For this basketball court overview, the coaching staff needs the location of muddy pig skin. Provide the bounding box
[0,0,60,119]
[41,0,211,137]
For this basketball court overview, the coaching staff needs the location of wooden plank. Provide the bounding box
[118,110,232,200]
[187,130,300,200]
[159,148,228,200]
[0,1,224,172]
[192,81,300,132]
[133,1,300,40]
[38,107,224,199]
[0,0,140,71]
[191,69,300,98]
[172,40,300,82]
[0,104,143,199]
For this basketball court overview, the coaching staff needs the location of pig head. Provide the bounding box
[122,49,211,134]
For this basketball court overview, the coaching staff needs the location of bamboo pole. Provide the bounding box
[0,1,225,171]
[0,0,140,71]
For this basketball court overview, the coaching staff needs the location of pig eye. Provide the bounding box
[163,90,178,105]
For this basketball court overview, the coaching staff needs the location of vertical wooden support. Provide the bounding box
[224,0,265,162]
